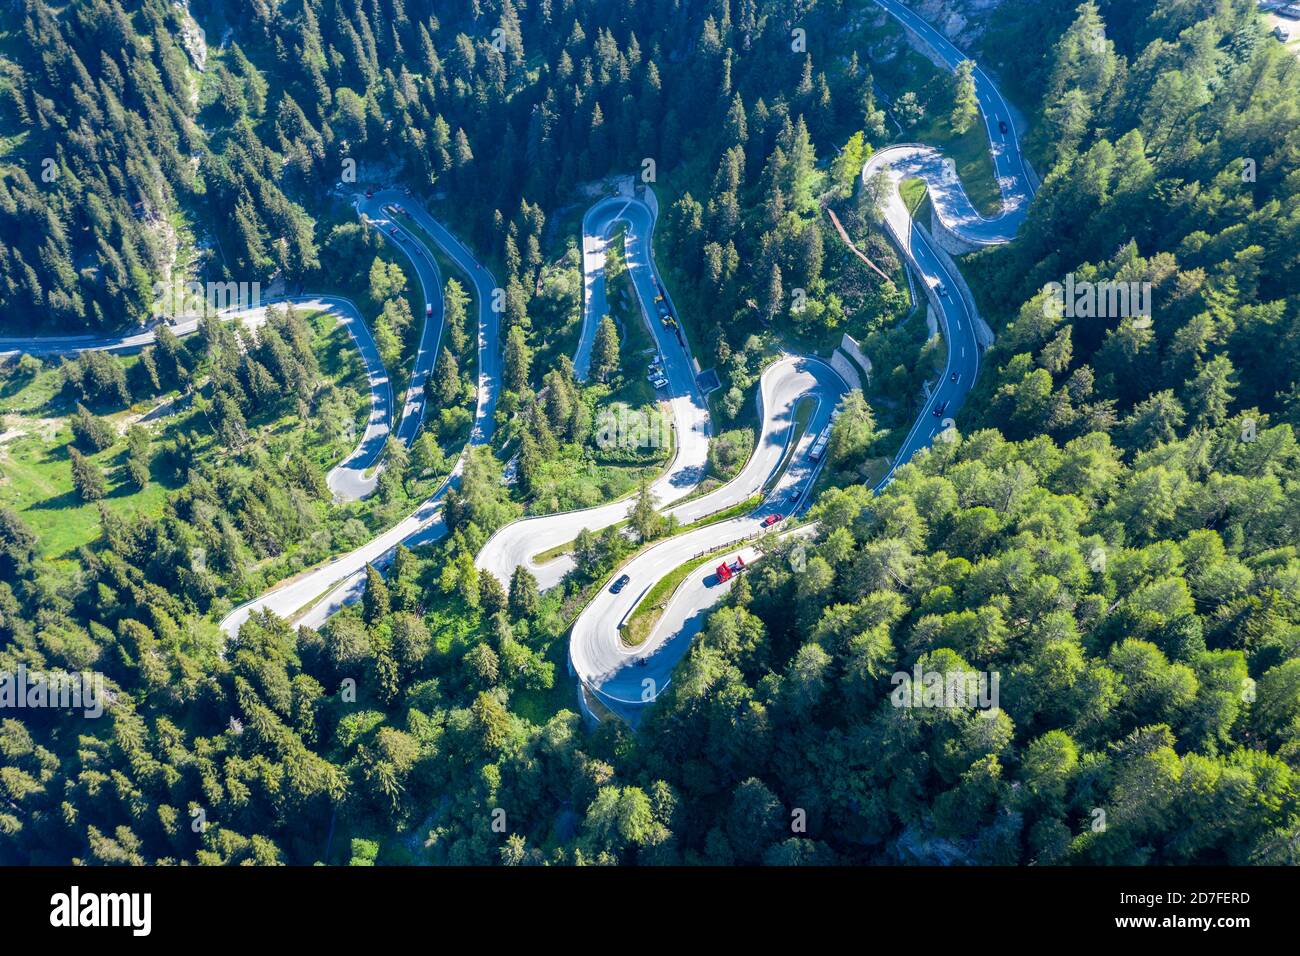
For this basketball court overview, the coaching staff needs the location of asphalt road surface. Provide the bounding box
[219,198,501,636]
[864,0,1037,487]
[356,191,444,448]
[1,293,394,503]
[621,523,821,726]
[871,0,1036,216]
[571,1,1039,720]
[17,1,1033,722]
[321,296,395,501]
[475,193,710,591]
[569,364,845,720]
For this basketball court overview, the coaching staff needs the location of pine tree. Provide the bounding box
[592,316,621,382]
[509,565,540,619]
[384,436,410,483]
[724,92,748,145]
[444,278,470,355]
[125,425,151,490]
[363,563,391,625]
[542,366,577,437]
[410,432,445,479]
[950,60,979,135]
[518,433,544,497]
[69,448,107,501]
[764,263,784,323]
[831,131,868,194]
[434,347,461,405]
[630,481,661,542]
[479,571,508,616]
[505,326,532,392]
[71,403,115,452]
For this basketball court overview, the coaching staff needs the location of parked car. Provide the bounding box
[715,556,746,583]
[610,574,631,594]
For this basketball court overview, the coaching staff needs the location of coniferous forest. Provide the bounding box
[2,0,1300,876]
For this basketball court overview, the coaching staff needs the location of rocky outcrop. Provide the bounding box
[174,3,208,73]
[907,0,1011,45]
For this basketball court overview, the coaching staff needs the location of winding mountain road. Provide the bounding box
[1,292,397,503]
[865,0,1037,488]
[476,193,711,592]
[356,192,445,450]
[13,1,1036,729]
[569,357,847,719]
[567,0,1040,721]
[0,189,444,505]
[220,197,501,636]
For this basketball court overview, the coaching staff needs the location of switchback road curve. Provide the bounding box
[865,0,1037,487]
[219,198,501,636]
[1,294,395,503]
[569,356,847,720]
[570,1,1041,721]
[476,194,710,592]
[1,188,449,504]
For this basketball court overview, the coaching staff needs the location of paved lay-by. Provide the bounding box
[476,193,710,592]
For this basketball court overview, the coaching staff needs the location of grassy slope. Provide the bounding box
[867,19,1002,217]
[0,311,367,563]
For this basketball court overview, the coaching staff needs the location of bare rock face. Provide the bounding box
[174,2,208,73]
[910,0,1010,44]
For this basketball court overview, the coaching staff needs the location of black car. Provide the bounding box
[950,372,961,384]
[932,400,949,418]
[610,573,631,594]
[998,119,1009,135]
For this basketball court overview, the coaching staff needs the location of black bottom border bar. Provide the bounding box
[0,864,1283,942]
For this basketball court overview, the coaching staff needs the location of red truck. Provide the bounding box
[715,555,746,583]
